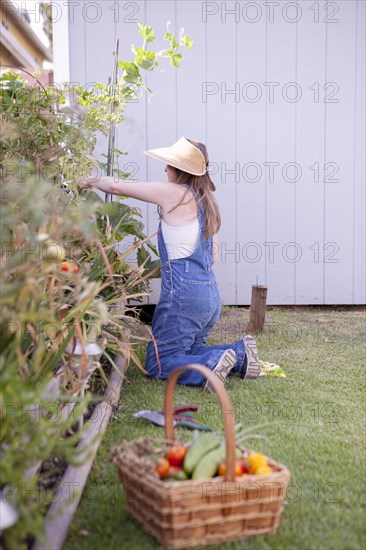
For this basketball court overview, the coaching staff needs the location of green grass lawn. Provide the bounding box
[64,307,366,550]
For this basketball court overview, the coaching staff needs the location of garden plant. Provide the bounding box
[0,21,192,549]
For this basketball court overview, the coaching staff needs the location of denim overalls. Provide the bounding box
[145,190,247,386]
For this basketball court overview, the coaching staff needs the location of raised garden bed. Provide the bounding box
[18,354,127,550]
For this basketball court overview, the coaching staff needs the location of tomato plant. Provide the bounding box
[0,19,192,549]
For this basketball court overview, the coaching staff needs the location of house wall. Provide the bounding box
[0,43,18,67]
[53,0,365,305]
[0,3,50,69]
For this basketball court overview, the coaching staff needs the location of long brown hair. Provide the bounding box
[158,139,221,238]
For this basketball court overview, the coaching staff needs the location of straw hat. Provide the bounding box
[144,137,206,176]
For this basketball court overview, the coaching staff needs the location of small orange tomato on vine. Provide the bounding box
[61,261,79,273]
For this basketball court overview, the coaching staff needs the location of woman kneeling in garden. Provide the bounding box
[80,137,260,391]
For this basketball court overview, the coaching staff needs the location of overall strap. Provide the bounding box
[182,185,206,238]
[157,219,169,263]
[183,186,214,270]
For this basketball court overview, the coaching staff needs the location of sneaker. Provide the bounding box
[241,335,260,380]
[203,349,237,393]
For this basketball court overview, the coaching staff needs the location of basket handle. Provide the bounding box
[164,364,237,482]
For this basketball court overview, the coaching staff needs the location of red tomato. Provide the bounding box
[166,446,188,467]
[239,459,250,474]
[218,461,243,477]
[156,458,170,479]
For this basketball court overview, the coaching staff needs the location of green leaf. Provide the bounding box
[82,190,104,204]
[138,22,156,44]
[137,245,161,277]
[118,61,142,85]
[132,47,157,71]
[167,51,182,68]
[181,35,193,50]
[0,71,24,83]
[164,32,179,50]
[116,221,145,239]
[113,168,132,180]
[114,148,128,157]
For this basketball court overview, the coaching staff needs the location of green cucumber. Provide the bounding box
[162,470,189,482]
[192,444,242,480]
[183,433,221,475]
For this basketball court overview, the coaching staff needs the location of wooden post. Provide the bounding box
[247,285,268,333]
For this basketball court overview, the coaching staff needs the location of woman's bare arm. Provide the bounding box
[79,175,178,207]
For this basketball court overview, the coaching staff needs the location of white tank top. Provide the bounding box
[161,219,199,260]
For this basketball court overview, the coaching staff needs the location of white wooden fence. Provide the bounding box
[54,0,365,304]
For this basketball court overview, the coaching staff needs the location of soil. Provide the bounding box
[34,357,114,523]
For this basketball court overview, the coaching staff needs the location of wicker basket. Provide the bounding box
[112,364,291,549]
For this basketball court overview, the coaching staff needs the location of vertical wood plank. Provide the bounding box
[176,1,206,141]
[324,0,357,303]
[114,2,151,298]
[84,0,117,162]
[143,0,178,302]
[236,8,267,304]
[205,7,238,304]
[265,8,297,304]
[295,1,327,304]
[68,0,86,83]
[353,0,366,304]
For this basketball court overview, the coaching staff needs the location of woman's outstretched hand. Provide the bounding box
[77,162,104,192]
[78,170,110,193]
[78,178,93,191]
